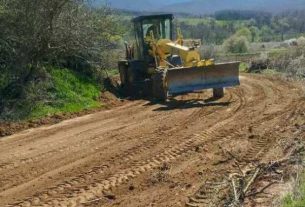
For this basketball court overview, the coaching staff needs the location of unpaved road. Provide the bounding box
[0,74,305,207]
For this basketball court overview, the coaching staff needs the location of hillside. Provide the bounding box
[94,0,190,11]
[163,0,305,14]
[100,0,305,14]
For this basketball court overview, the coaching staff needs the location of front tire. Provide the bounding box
[152,70,168,101]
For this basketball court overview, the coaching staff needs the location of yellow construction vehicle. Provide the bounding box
[119,14,240,100]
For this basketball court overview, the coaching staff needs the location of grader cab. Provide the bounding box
[119,14,240,101]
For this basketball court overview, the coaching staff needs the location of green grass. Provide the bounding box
[179,17,249,26]
[239,62,249,72]
[216,19,250,27]
[179,17,211,25]
[106,68,119,77]
[282,173,305,207]
[268,48,289,58]
[30,68,102,119]
[261,69,282,75]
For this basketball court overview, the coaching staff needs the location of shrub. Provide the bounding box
[286,55,305,78]
[282,172,305,207]
[248,53,270,73]
[223,35,249,53]
[0,67,102,120]
[297,36,305,47]
[200,44,216,59]
[30,68,101,119]
[0,0,123,120]
[235,27,252,41]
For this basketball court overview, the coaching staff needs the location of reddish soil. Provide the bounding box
[0,74,304,207]
[0,91,126,137]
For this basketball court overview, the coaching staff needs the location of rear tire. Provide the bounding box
[152,70,168,101]
[118,61,128,86]
[118,61,129,95]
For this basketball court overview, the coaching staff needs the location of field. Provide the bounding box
[0,74,304,207]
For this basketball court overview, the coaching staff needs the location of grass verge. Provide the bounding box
[30,68,102,120]
[282,173,305,207]
[239,62,249,72]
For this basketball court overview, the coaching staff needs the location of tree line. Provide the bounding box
[177,9,305,45]
[0,0,124,120]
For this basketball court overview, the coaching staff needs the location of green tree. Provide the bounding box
[235,27,252,41]
[223,35,249,53]
[0,0,123,120]
[249,26,260,42]
[260,26,274,42]
[272,17,290,41]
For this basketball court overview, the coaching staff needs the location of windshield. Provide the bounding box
[142,18,171,40]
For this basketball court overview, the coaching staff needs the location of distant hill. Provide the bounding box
[94,0,190,11]
[98,0,305,14]
[162,0,305,14]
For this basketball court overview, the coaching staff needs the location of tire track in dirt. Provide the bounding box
[1,74,303,207]
[1,89,236,206]
[0,103,148,159]
[0,101,143,148]
[0,91,228,168]
[11,125,229,206]
[10,89,244,207]
[1,98,196,189]
[1,82,251,206]
[234,77,301,163]
[92,85,249,207]
[0,124,133,172]
[186,76,304,207]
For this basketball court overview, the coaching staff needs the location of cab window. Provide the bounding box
[142,19,171,40]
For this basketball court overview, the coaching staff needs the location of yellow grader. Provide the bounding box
[118,14,240,101]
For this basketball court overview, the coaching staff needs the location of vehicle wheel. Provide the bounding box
[152,70,168,101]
[118,61,128,86]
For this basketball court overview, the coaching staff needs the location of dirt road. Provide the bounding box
[0,74,304,207]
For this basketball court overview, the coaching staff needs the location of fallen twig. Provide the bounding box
[82,197,104,204]
[246,181,279,197]
[243,167,261,195]
[231,177,239,203]
[226,155,300,206]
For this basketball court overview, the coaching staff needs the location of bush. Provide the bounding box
[30,68,101,120]
[248,53,271,73]
[282,172,305,207]
[200,44,216,59]
[235,27,252,41]
[266,45,305,80]
[286,55,305,78]
[0,0,123,120]
[0,67,102,120]
[223,35,249,53]
[297,36,305,47]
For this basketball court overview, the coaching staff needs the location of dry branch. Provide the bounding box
[246,181,279,197]
[226,143,305,207]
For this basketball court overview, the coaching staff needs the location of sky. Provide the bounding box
[163,0,191,4]
[103,0,191,5]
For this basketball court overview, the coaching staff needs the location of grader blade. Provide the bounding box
[166,62,240,95]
